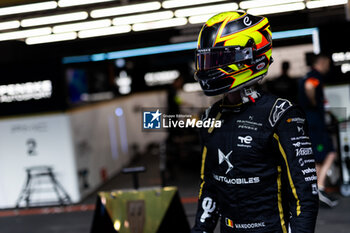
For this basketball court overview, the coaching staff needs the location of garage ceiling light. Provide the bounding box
[0,20,20,31]
[113,11,173,26]
[132,18,187,31]
[78,25,131,38]
[162,0,227,9]
[91,1,161,18]
[0,27,52,42]
[21,12,89,27]
[26,32,77,45]
[63,27,318,64]
[0,1,57,17]
[174,3,238,17]
[306,0,347,9]
[272,27,317,39]
[247,2,305,15]
[58,0,115,7]
[106,41,197,60]
[188,13,216,24]
[240,0,304,9]
[53,19,112,33]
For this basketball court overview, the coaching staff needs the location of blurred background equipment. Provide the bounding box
[338,121,350,197]
[90,187,190,233]
[122,166,146,189]
[0,0,349,232]
[16,166,71,208]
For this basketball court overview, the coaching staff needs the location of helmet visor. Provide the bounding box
[195,46,253,71]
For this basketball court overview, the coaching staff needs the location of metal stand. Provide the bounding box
[122,166,146,190]
[16,166,71,208]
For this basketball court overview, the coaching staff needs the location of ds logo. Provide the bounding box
[143,109,162,129]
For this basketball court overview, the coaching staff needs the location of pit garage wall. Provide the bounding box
[0,89,214,208]
[0,113,79,208]
[69,89,214,199]
[69,91,169,199]
[0,90,174,208]
[266,43,314,79]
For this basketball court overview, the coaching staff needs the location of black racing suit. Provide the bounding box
[192,93,319,233]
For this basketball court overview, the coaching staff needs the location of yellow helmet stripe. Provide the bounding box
[214,16,232,47]
[215,18,269,45]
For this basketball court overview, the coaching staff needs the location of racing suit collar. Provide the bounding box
[220,86,261,112]
[240,86,261,104]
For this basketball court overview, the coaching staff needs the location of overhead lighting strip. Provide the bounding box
[272,28,317,39]
[78,25,131,38]
[91,53,106,61]
[306,0,347,9]
[63,55,91,64]
[90,1,161,18]
[106,41,197,60]
[113,11,174,26]
[0,20,20,31]
[69,41,197,63]
[58,0,116,8]
[53,19,112,33]
[62,28,318,64]
[240,0,304,9]
[21,12,89,27]
[188,13,218,24]
[132,18,187,32]
[0,0,332,46]
[162,0,228,9]
[26,32,77,45]
[0,1,57,17]
[26,25,132,44]
[247,2,306,15]
[174,3,239,17]
[0,27,52,42]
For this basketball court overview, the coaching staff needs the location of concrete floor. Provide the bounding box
[0,150,349,233]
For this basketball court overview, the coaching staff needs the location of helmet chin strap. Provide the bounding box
[240,86,260,104]
[222,86,261,108]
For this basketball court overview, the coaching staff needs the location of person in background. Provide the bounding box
[164,76,185,182]
[191,11,319,233]
[167,76,185,119]
[267,61,299,103]
[298,54,338,208]
[166,75,185,144]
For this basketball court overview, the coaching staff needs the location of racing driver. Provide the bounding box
[191,11,319,233]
